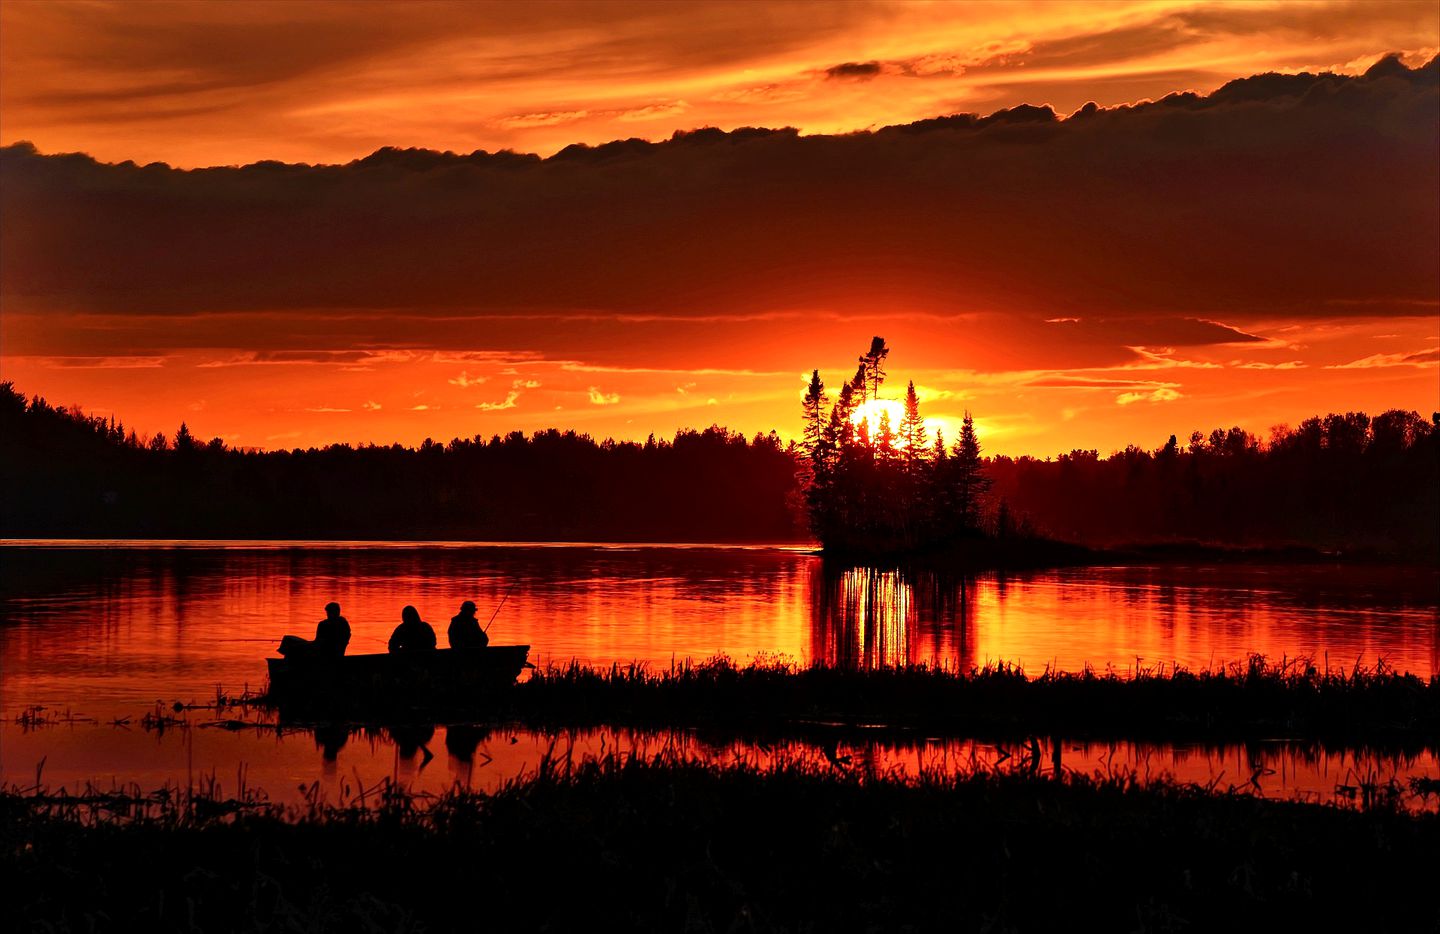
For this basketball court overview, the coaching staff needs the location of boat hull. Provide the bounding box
[265,645,529,710]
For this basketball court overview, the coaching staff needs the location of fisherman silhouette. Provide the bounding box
[388,605,437,653]
[448,600,489,649]
[313,602,351,657]
[278,601,351,659]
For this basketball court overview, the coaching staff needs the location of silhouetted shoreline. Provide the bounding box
[5,383,1436,556]
[6,756,1436,932]
[818,537,1440,569]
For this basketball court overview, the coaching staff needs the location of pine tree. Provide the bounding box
[929,425,948,526]
[952,411,990,531]
[801,370,827,463]
[851,363,869,404]
[900,381,928,471]
[801,370,836,539]
[859,336,889,401]
[174,421,196,453]
[833,381,857,445]
[876,409,897,465]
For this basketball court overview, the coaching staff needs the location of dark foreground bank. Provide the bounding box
[5,755,1437,933]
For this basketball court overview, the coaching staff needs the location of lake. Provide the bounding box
[2,541,1437,804]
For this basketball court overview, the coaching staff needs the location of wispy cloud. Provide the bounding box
[500,109,590,129]
[588,386,621,405]
[616,100,689,123]
[28,355,167,369]
[473,378,538,411]
[200,350,540,369]
[448,370,488,388]
[1027,376,1181,390]
[477,392,520,411]
[1232,360,1306,370]
[562,363,786,376]
[200,350,405,368]
[1325,349,1439,369]
[1116,387,1183,406]
[1123,347,1223,370]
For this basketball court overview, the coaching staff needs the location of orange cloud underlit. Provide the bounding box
[3,1,1436,167]
[0,1,1436,456]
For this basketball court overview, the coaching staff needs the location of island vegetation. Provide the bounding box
[799,337,1003,556]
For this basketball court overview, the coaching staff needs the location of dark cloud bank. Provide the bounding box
[2,57,1435,322]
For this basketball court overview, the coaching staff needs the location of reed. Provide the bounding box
[495,653,1439,747]
[4,751,1436,932]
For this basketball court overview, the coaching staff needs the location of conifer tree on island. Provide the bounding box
[802,338,993,555]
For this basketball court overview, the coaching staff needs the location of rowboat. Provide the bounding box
[265,645,530,709]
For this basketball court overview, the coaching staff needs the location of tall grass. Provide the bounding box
[496,653,1438,747]
[4,750,1437,932]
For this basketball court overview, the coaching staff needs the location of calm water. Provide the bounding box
[2,541,1437,803]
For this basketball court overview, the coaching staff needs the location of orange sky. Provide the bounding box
[1,1,1437,454]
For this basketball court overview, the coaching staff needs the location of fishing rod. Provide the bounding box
[484,581,519,633]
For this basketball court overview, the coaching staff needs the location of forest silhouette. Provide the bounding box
[0,383,798,542]
[798,339,1440,559]
[2,380,1435,556]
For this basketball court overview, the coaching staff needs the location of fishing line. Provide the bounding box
[485,580,519,632]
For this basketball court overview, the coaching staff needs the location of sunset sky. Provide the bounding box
[1,0,1437,454]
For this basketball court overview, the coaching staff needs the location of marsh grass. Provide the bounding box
[4,750,1437,932]
[497,653,1439,748]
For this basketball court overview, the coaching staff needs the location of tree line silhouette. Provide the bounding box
[987,412,1440,555]
[0,383,801,541]
[799,339,1438,558]
[3,379,1435,556]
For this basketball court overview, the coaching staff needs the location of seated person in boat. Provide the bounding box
[314,602,351,657]
[388,605,437,653]
[448,600,490,650]
[277,601,351,658]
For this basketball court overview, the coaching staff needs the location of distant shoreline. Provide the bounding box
[2,535,1436,569]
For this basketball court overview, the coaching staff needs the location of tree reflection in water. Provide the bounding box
[811,565,977,670]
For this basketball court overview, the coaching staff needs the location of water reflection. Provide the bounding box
[8,544,1437,825]
[2,544,1436,717]
[812,562,1439,675]
[5,713,1435,813]
[813,566,976,670]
